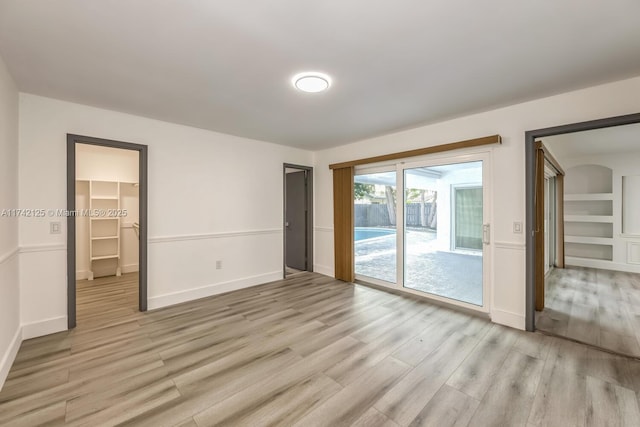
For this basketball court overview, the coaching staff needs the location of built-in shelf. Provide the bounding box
[91,236,118,241]
[564,165,615,266]
[565,215,613,223]
[564,193,613,201]
[88,180,121,280]
[566,256,613,265]
[564,235,613,245]
[91,195,119,200]
[91,255,119,261]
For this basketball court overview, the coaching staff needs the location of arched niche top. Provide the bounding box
[564,164,613,194]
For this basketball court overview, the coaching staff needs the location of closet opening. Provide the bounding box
[67,135,148,329]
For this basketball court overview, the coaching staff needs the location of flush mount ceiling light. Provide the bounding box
[292,72,331,93]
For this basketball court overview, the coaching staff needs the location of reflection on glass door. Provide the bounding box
[354,170,397,283]
[454,187,483,251]
[404,161,484,306]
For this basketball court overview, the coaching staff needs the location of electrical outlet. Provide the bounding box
[513,221,522,233]
[50,221,61,234]
[216,260,222,269]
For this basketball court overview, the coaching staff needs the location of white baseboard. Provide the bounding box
[491,308,525,330]
[313,264,333,277]
[148,271,283,310]
[565,257,640,274]
[22,316,67,340]
[0,326,22,391]
[77,264,138,280]
[121,263,139,274]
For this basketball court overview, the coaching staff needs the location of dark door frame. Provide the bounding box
[524,112,640,331]
[283,163,313,277]
[67,134,148,329]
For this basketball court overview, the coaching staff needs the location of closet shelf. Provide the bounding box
[91,255,119,261]
[564,235,613,245]
[91,195,119,200]
[88,180,122,279]
[566,255,614,264]
[564,193,613,201]
[565,215,613,223]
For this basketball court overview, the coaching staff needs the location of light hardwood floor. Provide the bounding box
[2,272,640,426]
[536,266,640,358]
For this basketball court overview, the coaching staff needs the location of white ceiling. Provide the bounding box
[1,1,640,150]
[543,122,640,161]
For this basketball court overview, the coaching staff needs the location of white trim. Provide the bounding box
[19,243,66,254]
[494,241,526,250]
[314,227,333,233]
[149,229,282,244]
[121,263,139,273]
[313,264,334,277]
[148,271,282,310]
[21,316,67,340]
[627,242,640,264]
[566,257,640,273]
[0,326,22,391]
[0,248,19,265]
[77,263,138,279]
[491,308,525,330]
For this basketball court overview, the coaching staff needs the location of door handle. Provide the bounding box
[483,224,490,245]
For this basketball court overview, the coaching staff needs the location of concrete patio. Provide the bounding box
[355,229,483,305]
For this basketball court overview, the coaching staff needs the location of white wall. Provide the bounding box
[314,75,640,330]
[0,54,20,389]
[76,143,139,182]
[120,182,140,274]
[75,144,140,279]
[18,94,313,335]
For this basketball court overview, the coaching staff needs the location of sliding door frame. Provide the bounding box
[354,150,492,313]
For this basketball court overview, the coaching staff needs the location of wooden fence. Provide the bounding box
[354,203,434,227]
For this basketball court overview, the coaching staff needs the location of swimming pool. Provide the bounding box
[354,227,395,241]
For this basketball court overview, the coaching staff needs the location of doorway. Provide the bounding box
[67,134,148,329]
[525,113,640,356]
[283,164,313,277]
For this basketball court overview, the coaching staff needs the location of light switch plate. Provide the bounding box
[513,222,522,233]
[50,221,61,234]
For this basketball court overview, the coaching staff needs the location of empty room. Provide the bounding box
[1,1,640,426]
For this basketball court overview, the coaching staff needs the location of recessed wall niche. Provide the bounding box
[622,175,640,235]
[564,164,614,264]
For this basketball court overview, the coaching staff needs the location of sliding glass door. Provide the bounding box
[353,169,397,283]
[355,153,490,311]
[404,160,485,306]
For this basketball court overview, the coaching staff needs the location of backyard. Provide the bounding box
[354,227,483,306]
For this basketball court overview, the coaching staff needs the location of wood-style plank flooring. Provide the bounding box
[2,272,640,426]
[536,266,640,358]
